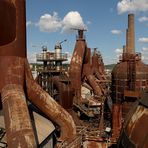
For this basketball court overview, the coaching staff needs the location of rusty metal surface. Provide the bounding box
[0,0,26,57]
[0,0,36,146]
[1,84,36,147]
[112,104,122,142]
[126,14,135,55]
[0,0,77,147]
[52,76,74,109]
[25,60,76,141]
[118,91,148,148]
[69,30,87,101]
[111,14,148,106]
[83,141,108,148]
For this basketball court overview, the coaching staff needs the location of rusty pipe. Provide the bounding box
[0,57,37,147]
[83,62,103,97]
[86,75,103,96]
[1,84,36,147]
[25,60,76,141]
[112,104,122,142]
[0,0,36,146]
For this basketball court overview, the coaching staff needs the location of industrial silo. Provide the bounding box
[111,14,148,118]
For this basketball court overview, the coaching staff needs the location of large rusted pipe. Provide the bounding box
[0,0,36,147]
[1,84,36,147]
[126,14,135,55]
[82,47,103,96]
[0,0,76,146]
[25,61,76,140]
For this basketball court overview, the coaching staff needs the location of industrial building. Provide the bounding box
[0,0,148,148]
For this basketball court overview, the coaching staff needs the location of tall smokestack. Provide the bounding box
[126,14,135,54]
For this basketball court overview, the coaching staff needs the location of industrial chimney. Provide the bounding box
[126,14,135,55]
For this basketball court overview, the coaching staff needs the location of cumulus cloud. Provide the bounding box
[138,16,148,22]
[138,37,148,43]
[34,11,86,33]
[111,29,122,35]
[36,12,62,32]
[117,0,148,14]
[62,11,86,32]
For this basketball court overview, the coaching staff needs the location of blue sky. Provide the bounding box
[26,0,148,64]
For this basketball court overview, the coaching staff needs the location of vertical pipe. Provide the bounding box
[123,45,126,54]
[0,0,36,146]
[112,104,122,142]
[1,84,36,147]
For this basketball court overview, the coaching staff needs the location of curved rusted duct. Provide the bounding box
[0,0,76,147]
[25,61,76,141]
[82,48,103,96]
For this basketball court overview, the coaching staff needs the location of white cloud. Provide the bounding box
[27,52,37,63]
[111,29,122,35]
[117,0,148,14]
[36,12,62,32]
[62,11,86,32]
[115,48,123,53]
[142,55,148,62]
[26,21,34,27]
[138,16,148,22]
[34,11,86,33]
[114,48,123,62]
[142,47,148,51]
[138,37,148,43]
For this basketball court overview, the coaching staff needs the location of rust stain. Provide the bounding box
[83,141,107,148]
